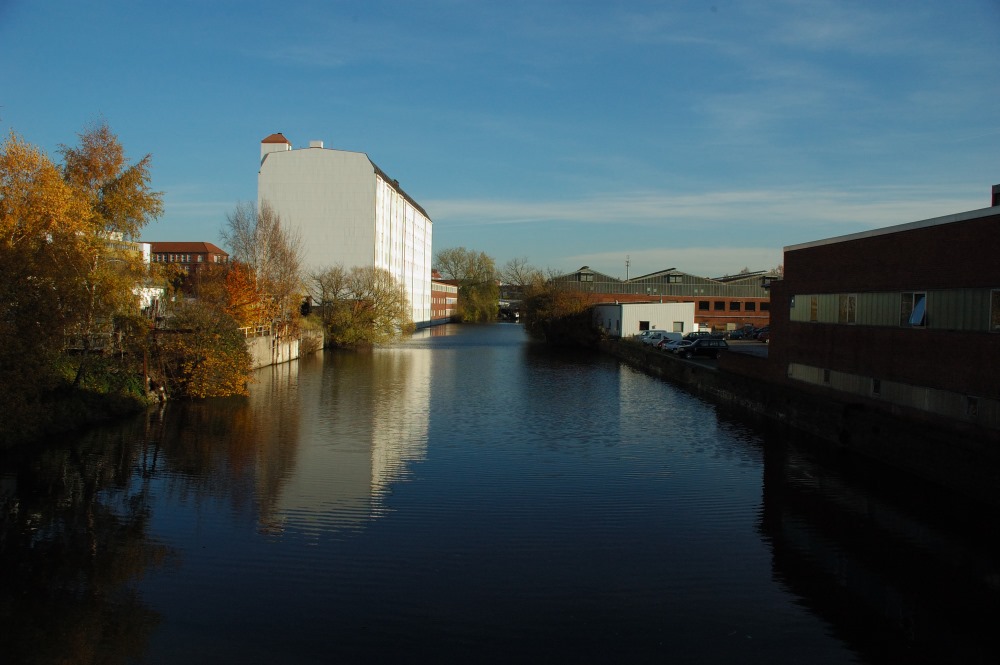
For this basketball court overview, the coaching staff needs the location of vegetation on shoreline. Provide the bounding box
[1,123,163,447]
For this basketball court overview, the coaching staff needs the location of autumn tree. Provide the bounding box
[435,246,499,322]
[520,277,597,346]
[0,131,89,441]
[0,125,163,443]
[58,122,163,358]
[221,200,303,331]
[223,262,267,330]
[308,265,413,346]
[153,298,254,398]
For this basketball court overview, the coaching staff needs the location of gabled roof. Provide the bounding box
[147,241,228,255]
[713,270,769,283]
[552,266,622,282]
[627,268,680,281]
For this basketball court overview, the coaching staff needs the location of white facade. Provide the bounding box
[592,302,696,338]
[258,134,432,326]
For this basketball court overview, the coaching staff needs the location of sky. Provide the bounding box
[1,0,998,279]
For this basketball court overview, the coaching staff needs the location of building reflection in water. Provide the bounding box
[758,434,1000,663]
[260,346,430,536]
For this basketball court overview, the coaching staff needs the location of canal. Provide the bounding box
[2,323,998,664]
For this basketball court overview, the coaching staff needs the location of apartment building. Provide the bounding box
[257,133,432,327]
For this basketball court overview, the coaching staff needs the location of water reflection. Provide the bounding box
[759,433,1000,664]
[3,325,1000,663]
[270,345,429,535]
[0,415,171,665]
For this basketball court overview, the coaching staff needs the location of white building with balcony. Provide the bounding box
[257,133,432,326]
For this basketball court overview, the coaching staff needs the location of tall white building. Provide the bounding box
[257,133,432,326]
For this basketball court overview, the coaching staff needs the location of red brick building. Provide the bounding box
[148,241,229,275]
[431,270,458,324]
[766,197,1000,435]
[550,266,776,331]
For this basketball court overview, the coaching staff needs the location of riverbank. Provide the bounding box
[601,337,1000,509]
[0,385,152,449]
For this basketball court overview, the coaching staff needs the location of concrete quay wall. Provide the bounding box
[247,330,323,369]
[601,339,1000,508]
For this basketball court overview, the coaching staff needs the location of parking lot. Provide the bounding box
[726,340,769,358]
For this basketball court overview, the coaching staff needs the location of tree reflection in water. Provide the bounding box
[0,409,172,665]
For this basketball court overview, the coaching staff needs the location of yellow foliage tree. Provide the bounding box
[0,125,163,444]
[0,132,92,442]
[153,299,254,398]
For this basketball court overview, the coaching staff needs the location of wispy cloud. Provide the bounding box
[427,185,984,232]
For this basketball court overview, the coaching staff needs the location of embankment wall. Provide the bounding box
[247,330,324,369]
[602,339,1000,508]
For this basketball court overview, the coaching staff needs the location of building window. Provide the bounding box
[714,301,725,311]
[698,301,710,311]
[991,290,1000,332]
[810,296,818,322]
[967,396,979,418]
[668,275,682,284]
[197,255,203,262]
[900,292,926,327]
[838,294,857,324]
[673,322,684,332]
[745,302,756,312]
[579,273,593,282]
[639,321,650,331]
[761,302,770,311]
[729,301,741,311]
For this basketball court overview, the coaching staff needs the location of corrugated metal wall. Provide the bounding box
[789,288,996,331]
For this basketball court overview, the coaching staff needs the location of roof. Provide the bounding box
[147,241,228,255]
[261,133,292,145]
[784,205,998,253]
[370,161,431,220]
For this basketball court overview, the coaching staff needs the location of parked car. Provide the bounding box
[656,338,685,352]
[642,331,681,346]
[683,331,714,341]
[757,330,770,343]
[754,326,770,341]
[674,338,729,359]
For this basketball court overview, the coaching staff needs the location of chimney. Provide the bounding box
[992,184,1000,207]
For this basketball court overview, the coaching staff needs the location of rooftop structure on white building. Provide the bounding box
[258,133,433,327]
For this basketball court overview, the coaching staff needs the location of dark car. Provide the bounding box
[727,325,755,340]
[683,331,721,341]
[675,337,729,359]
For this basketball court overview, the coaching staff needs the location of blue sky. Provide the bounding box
[2,0,998,278]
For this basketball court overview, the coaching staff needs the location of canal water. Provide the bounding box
[2,323,998,664]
